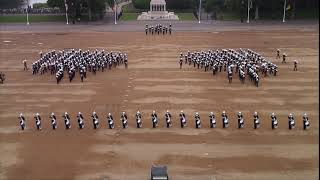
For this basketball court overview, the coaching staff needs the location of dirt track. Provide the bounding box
[0,29,319,180]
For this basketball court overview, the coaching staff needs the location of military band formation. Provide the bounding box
[145,23,172,35]
[18,111,311,131]
[30,49,128,83]
[1,48,299,86]
[179,48,281,86]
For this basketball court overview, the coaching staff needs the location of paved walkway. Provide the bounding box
[0,20,318,32]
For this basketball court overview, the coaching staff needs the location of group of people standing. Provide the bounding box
[145,24,172,35]
[30,49,128,83]
[276,49,299,71]
[179,48,278,86]
[18,111,310,130]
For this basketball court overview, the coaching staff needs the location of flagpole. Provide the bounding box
[26,0,29,25]
[282,0,286,22]
[114,0,117,25]
[26,9,29,25]
[65,0,69,24]
[247,0,250,23]
[198,0,202,23]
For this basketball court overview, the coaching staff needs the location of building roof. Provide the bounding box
[150,0,166,5]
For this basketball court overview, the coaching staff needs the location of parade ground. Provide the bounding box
[0,21,319,179]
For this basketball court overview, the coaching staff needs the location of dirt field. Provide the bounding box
[0,27,319,180]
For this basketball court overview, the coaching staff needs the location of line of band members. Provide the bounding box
[145,24,172,35]
[18,111,311,130]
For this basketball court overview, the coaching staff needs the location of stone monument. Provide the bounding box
[137,0,179,20]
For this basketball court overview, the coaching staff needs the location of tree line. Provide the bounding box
[46,0,110,21]
[0,0,318,21]
[203,0,319,20]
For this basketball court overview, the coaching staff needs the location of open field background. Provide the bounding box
[0,26,319,179]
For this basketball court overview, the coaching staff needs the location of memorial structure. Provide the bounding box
[137,0,179,20]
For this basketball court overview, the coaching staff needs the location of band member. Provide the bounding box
[276,49,280,59]
[282,53,287,63]
[293,60,298,71]
[23,59,28,71]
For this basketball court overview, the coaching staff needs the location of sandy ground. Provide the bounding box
[0,27,319,180]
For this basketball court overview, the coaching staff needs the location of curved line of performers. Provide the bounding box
[179,49,279,87]
[18,111,310,131]
[31,49,128,84]
[145,24,172,35]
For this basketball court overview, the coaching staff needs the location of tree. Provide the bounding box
[290,0,296,19]
[258,0,282,19]
[47,0,65,9]
[89,0,106,19]
[87,0,92,20]
[0,0,25,9]
[81,0,106,20]
[204,0,224,13]
[224,0,242,11]
[254,0,262,20]
[106,0,114,8]
[132,0,149,9]
[47,0,107,21]
[166,0,196,10]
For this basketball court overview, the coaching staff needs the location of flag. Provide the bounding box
[286,4,291,11]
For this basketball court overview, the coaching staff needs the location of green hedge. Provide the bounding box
[119,13,139,21]
[176,13,196,20]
